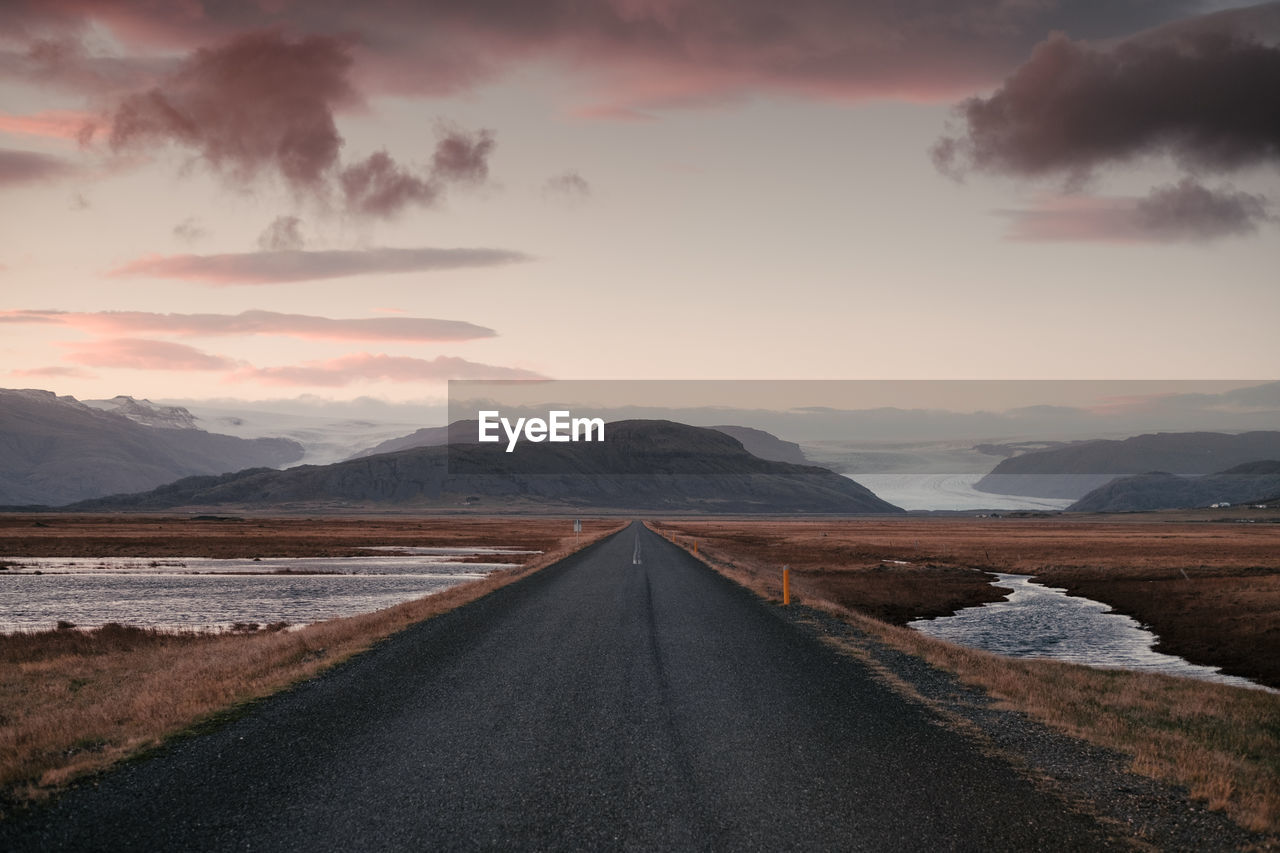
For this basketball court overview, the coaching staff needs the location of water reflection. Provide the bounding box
[910,573,1273,692]
[0,550,531,632]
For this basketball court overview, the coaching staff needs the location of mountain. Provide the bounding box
[1068,461,1280,512]
[346,421,809,465]
[346,421,478,459]
[82,395,200,430]
[72,419,902,513]
[974,431,1280,499]
[174,402,428,466]
[707,425,807,464]
[0,389,305,506]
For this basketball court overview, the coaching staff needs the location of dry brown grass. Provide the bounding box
[655,518,1280,686]
[0,515,577,558]
[0,518,624,811]
[651,519,1280,835]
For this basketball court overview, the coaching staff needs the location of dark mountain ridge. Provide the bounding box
[346,421,809,465]
[1067,460,1280,512]
[975,431,1280,499]
[72,419,901,513]
[0,388,305,506]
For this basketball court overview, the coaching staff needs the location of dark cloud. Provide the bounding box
[1,308,496,342]
[340,152,439,219]
[340,128,496,218]
[82,31,494,217]
[257,215,304,251]
[1135,178,1273,240]
[107,246,532,284]
[543,170,591,200]
[1001,180,1273,243]
[2,1,1203,109]
[933,20,1280,183]
[0,147,76,186]
[172,216,206,243]
[431,125,494,183]
[102,32,357,193]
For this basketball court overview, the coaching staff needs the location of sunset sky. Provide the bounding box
[2,1,1278,407]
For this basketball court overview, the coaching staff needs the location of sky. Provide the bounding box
[1,1,1278,409]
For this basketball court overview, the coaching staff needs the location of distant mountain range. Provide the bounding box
[175,401,427,466]
[82,395,201,429]
[0,389,304,506]
[71,420,901,513]
[1068,461,1280,512]
[975,431,1280,500]
[345,421,479,459]
[345,421,809,465]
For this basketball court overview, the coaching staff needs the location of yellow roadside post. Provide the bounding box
[782,565,791,606]
[693,539,698,555]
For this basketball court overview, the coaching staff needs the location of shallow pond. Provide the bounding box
[909,573,1273,692]
[0,548,534,632]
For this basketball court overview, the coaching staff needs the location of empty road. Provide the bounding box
[2,522,1116,851]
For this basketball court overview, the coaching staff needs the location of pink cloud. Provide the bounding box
[107,246,531,285]
[8,365,98,379]
[0,109,96,140]
[63,338,236,370]
[233,353,545,387]
[0,309,496,342]
[1,2,1201,110]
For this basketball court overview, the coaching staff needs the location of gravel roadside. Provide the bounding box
[775,603,1277,852]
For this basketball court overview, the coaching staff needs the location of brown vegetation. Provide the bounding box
[0,517,624,812]
[654,518,1280,686]
[651,518,1280,835]
[0,514,576,559]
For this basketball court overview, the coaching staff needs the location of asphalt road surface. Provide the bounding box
[2,522,1118,851]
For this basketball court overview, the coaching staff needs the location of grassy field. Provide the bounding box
[0,516,624,813]
[653,517,1280,685]
[0,514,588,558]
[651,517,1280,834]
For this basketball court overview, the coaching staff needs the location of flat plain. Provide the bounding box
[0,514,623,810]
[653,514,1280,834]
[4,512,1279,839]
[654,515,1280,687]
